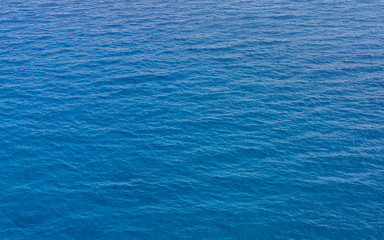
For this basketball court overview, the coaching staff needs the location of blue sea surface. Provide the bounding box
[1,0,384,239]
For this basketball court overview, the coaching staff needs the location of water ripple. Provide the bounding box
[1,0,384,239]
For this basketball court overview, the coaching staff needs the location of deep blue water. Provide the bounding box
[1,0,384,239]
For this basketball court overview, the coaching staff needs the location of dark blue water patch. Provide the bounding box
[1,0,384,239]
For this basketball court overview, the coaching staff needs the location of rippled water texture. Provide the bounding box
[1,0,384,239]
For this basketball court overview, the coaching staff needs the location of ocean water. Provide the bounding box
[1,0,384,239]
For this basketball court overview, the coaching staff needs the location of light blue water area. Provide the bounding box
[1,0,384,239]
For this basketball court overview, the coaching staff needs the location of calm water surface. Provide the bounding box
[1,0,384,239]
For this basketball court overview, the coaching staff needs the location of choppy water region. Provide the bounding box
[1,0,384,239]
